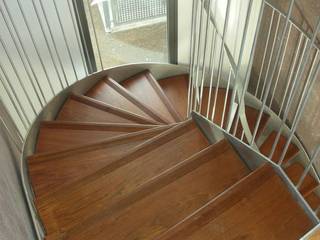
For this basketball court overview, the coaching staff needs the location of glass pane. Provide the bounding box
[85,0,169,69]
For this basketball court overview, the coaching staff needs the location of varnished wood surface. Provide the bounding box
[64,140,249,239]
[305,191,320,210]
[156,165,313,240]
[285,163,318,196]
[56,94,157,124]
[260,131,299,163]
[158,74,189,119]
[38,120,209,236]
[86,77,166,123]
[121,70,181,123]
[36,121,156,153]
[29,125,171,202]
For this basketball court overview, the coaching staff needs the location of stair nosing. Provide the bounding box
[40,121,157,130]
[105,77,169,124]
[64,139,232,237]
[67,94,160,125]
[29,124,173,163]
[38,118,197,205]
[145,70,183,122]
[154,165,275,240]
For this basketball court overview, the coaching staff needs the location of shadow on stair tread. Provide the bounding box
[155,164,313,240]
[86,77,166,124]
[29,125,171,203]
[285,163,318,196]
[56,94,158,124]
[61,139,250,240]
[37,119,209,236]
[120,70,182,123]
[260,131,300,164]
[305,191,320,210]
[36,121,156,153]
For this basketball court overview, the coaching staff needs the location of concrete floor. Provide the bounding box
[86,1,168,69]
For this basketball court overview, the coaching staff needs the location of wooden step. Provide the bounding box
[285,163,318,196]
[37,119,209,236]
[86,77,165,123]
[233,105,270,142]
[305,191,320,210]
[156,165,313,240]
[158,74,189,119]
[56,94,158,124]
[120,70,182,123]
[260,131,299,163]
[29,125,171,202]
[62,139,250,239]
[199,87,232,127]
[36,121,155,153]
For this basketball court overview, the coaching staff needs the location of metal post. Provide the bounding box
[187,0,198,116]
[210,0,231,122]
[52,0,78,81]
[86,0,104,70]
[198,0,212,113]
[67,0,88,76]
[254,8,275,97]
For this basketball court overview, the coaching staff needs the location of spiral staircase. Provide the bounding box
[26,68,319,239]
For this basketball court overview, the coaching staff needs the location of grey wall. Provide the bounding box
[0,125,35,240]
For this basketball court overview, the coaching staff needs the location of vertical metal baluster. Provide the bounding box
[206,0,218,118]
[67,0,88,76]
[210,0,231,122]
[269,36,311,162]
[254,9,274,97]
[296,146,320,189]
[259,13,281,100]
[31,0,65,89]
[0,7,44,108]
[52,0,78,81]
[193,0,205,112]
[86,0,104,70]
[0,36,37,116]
[221,68,232,127]
[0,65,29,128]
[187,0,199,116]
[12,0,56,96]
[228,1,265,135]
[268,23,292,108]
[278,31,304,116]
[37,0,71,87]
[250,0,295,146]
[198,0,212,113]
[278,45,320,164]
[0,115,24,149]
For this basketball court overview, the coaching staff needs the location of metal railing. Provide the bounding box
[187,0,320,227]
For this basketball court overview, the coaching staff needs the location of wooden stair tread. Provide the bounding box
[285,163,318,196]
[121,70,182,123]
[63,140,250,239]
[29,125,171,202]
[260,131,299,163]
[305,191,320,210]
[36,121,155,153]
[200,87,232,127]
[86,78,164,123]
[38,120,209,236]
[233,106,270,142]
[158,74,189,119]
[56,94,157,124]
[157,165,313,240]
